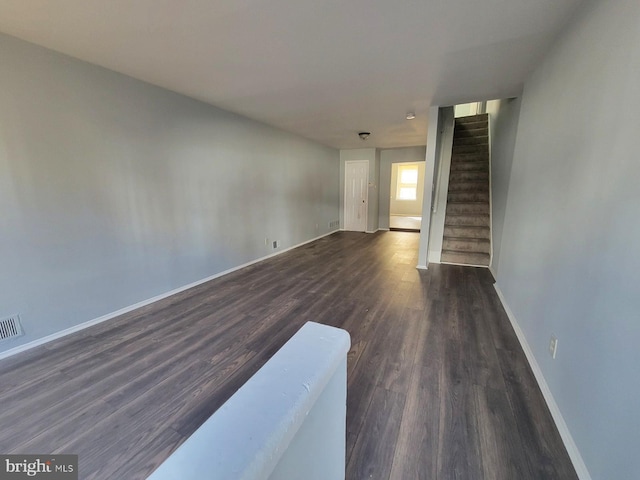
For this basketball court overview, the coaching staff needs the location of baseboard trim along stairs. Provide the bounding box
[441,114,491,267]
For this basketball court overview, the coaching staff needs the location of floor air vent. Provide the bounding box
[0,315,24,341]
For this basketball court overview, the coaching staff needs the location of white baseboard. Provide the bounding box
[415,264,428,270]
[493,284,592,480]
[0,230,340,361]
[489,265,498,279]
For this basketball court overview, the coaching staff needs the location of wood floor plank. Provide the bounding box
[456,268,535,478]
[389,358,441,479]
[106,428,185,480]
[346,339,368,379]
[0,231,578,480]
[346,386,406,480]
[377,307,423,394]
[472,384,533,479]
[437,292,485,480]
[11,400,119,455]
[496,348,579,480]
[345,342,386,462]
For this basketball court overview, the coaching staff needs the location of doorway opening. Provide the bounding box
[389,162,424,232]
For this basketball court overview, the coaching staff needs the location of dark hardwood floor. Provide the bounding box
[0,231,578,479]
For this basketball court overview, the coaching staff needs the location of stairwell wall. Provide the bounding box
[494,0,640,478]
[486,97,522,277]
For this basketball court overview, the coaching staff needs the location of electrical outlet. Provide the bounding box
[272,240,278,249]
[549,335,558,359]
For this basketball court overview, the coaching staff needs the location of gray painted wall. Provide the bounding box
[0,33,339,354]
[378,147,427,229]
[494,0,640,478]
[486,97,521,276]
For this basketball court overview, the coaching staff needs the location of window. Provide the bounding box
[396,165,418,200]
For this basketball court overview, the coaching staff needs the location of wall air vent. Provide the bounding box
[0,315,24,341]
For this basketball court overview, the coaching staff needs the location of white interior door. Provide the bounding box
[344,160,369,232]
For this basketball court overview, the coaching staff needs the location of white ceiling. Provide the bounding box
[0,0,583,149]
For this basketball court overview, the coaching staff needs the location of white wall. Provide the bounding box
[486,97,522,276]
[495,0,640,478]
[378,147,426,229]
[0,33,339,354]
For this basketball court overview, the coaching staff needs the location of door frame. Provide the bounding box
[344,160,369,232]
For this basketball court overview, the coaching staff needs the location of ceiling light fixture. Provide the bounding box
[358,132,371,140]
[406,112,416,120]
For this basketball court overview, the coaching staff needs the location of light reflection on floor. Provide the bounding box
[389,215,421,230]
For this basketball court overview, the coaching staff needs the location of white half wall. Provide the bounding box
[0,33,339,354]
[494,0,640,478]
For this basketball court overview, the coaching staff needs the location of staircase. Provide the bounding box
[441,114,491,266]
